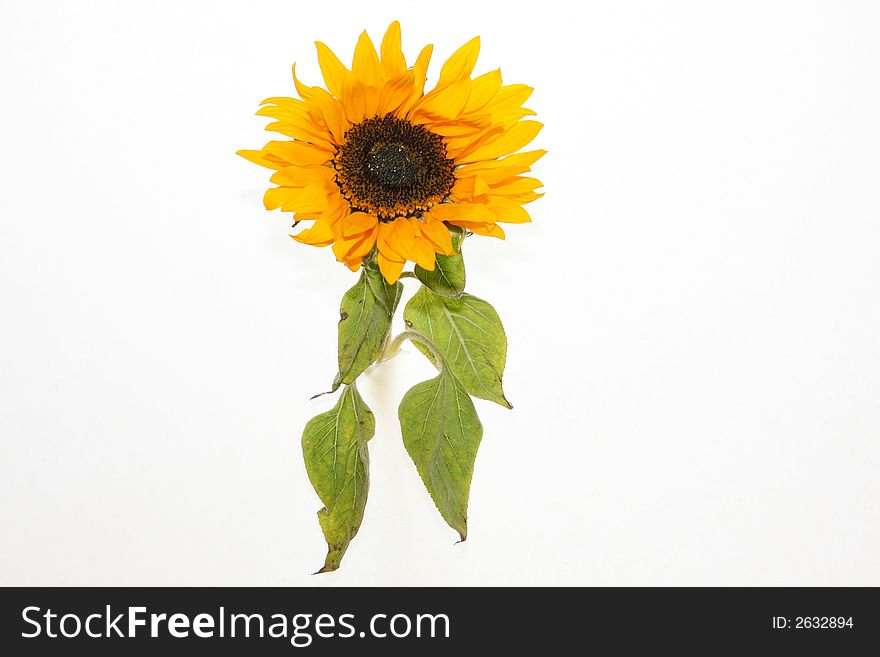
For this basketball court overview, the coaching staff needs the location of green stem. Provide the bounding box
[398,271,417,279]
[382,330,445,373]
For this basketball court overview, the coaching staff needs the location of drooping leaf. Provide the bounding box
[398,369,483,540]
[301,384,375,572]
[334,265,402,389]
[414,225,466,297]
[404,287,511,408]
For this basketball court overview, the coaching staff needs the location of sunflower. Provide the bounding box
[238,21,544,283]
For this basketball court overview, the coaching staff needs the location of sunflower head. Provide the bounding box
[238,21,544,283]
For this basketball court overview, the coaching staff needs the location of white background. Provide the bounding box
[1,0,878,586]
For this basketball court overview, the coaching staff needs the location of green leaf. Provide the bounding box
[398,369,483,540]
[414,225,466,297]
[364,261,403,314]
[301,384,375,573]
[404,287,512,408]
[334,265,402,389]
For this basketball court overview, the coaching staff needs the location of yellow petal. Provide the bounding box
[340,76,368,123]
[291,63,314,101]
[417,216,455,255]
[427,202,496,224]
[314,41,349,97]
[380,21,406,80]
[257,100,334,145]
[377,251,406,283]
[400,44,433,116]
[412,79,471,120]
[321,194,351,230]
[291,219,335,246]
[457,121,543,164]
[333,227,376,262]
[341,212,378,238]
[464,176,492,200]
[263,140,333,166]
[364,86,381,120]
[257,97,309,121]
[481,223,506,239]
[352,31,381,87]
[486,196,533,224]
[264,185,329,213]
[457,149,547,179]
[307,87,348,143]
[378,217,415,261]
[427,120,486,138]
[411,234,437,270]
[491,107,537,129]
[450,220,505,239]
[377,70,416,117]
[444,125,504,159]
[463,69,503,114]
[269,164,333,188]
[262,120,334,146]
[450,175,491,202]
[438,36,480,87]
[237,149,284,170]
[449,177,475,201]
[488,176,544,197]
[486,84,533,115]
[413,44,433,91]
[343,257,363,272]
[505,191,542,204]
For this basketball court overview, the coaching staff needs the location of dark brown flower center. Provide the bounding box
[334,116,455,221]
